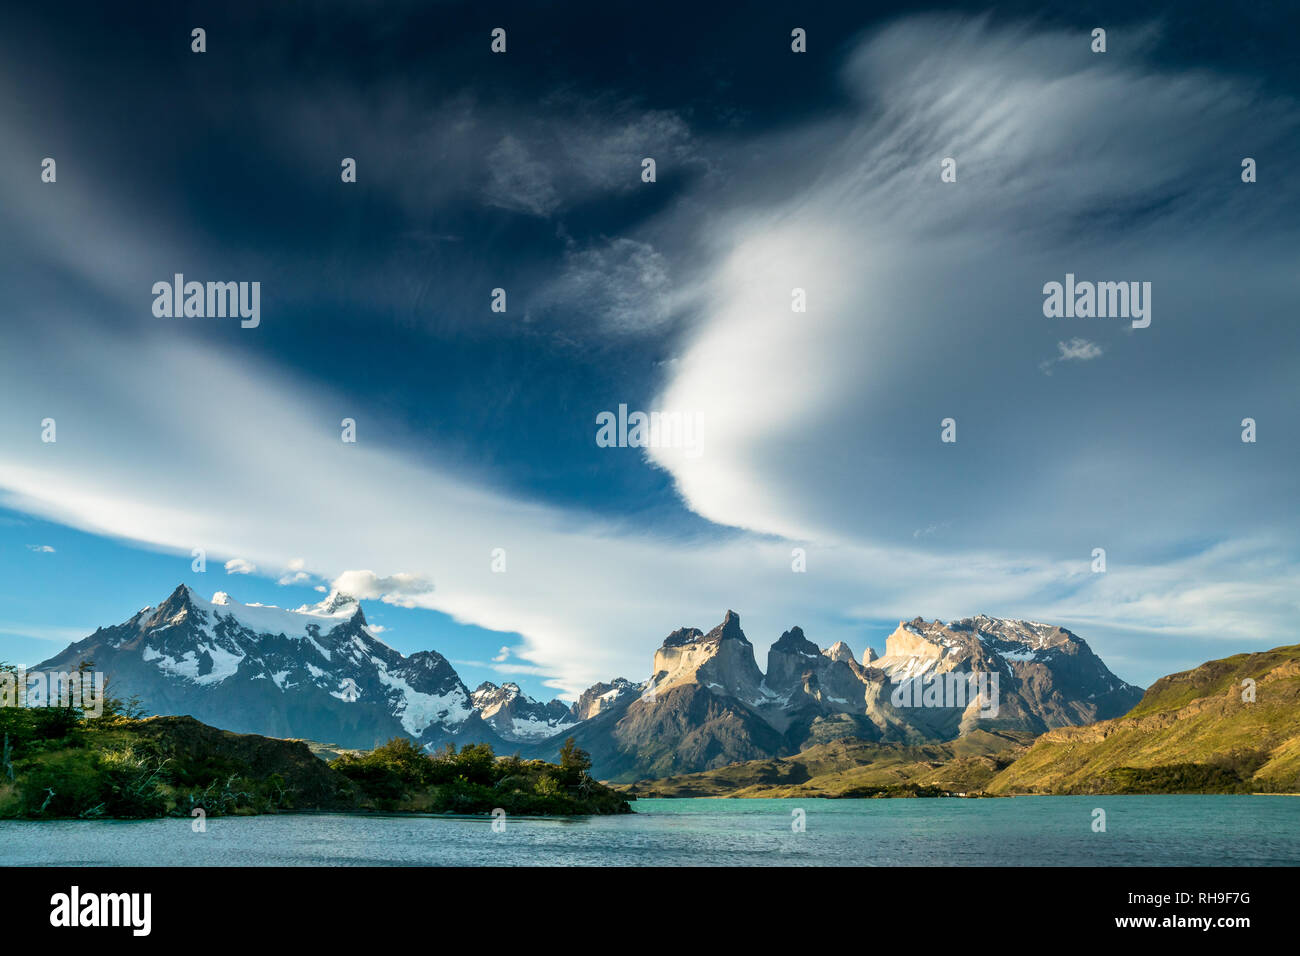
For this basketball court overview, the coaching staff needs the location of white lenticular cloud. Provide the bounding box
[646,14,1299,556]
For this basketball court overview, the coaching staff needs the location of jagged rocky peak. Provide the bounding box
[772,626,819,654]
[318,590,360,615]
[146,582,201,624]
[883,615,1080,667]
[406,649,454,673]
[471,680,575,742]
[572,677,641,721]
[294,589,363,622]
[823,641,857,665]
[767,626,822,671]
[959,615,1073,648]
[652,611,763,700]
[703,610,748,644]
[882,618,952,658]
[471,680,522,708]
[132,582,220,633]
[662,626,704,648]
[767,626,828,694]
[656,610,747,651]
[876,616,1026,683]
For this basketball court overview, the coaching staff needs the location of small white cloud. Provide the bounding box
[451,658,554,678]
[1057,338,1104,362]
[314,585,328,593]
[286,557,306,571]
[224,558,256,575]
[367,624,387,633]
[1041,338,1104,374]
[278,570,312,586]
[26,544,55,553]
[492,646,511,662]
[912,522,950,539]
[330,569,434,608]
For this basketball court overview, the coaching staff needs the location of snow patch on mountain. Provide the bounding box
[470,681,576,741]
[378,666,472,736]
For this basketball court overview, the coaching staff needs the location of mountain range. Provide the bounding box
[556,610,1141,780]
[631,641,1300,797]
[36,585,509,751]
[34,584,1144,781]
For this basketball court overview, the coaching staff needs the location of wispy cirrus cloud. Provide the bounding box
[532,237,675,334]
[0,623,95,644]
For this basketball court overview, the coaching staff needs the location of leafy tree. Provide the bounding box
[558,737,592,785]
[452,742,496,785]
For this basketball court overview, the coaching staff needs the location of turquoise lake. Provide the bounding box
[3,796,1297,866]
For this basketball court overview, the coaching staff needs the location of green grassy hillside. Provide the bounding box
[988,644,1300,794]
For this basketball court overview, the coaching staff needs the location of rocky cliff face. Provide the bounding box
[759,627,878,734]
[823,641,857,664]
[873,616,1144,737]
[650,611,765,702]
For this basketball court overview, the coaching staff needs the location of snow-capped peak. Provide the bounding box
[296,590,359,616]
[322,590,359,614]
[169,587,363,642]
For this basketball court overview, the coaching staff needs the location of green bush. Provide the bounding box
[448,743,497,785]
